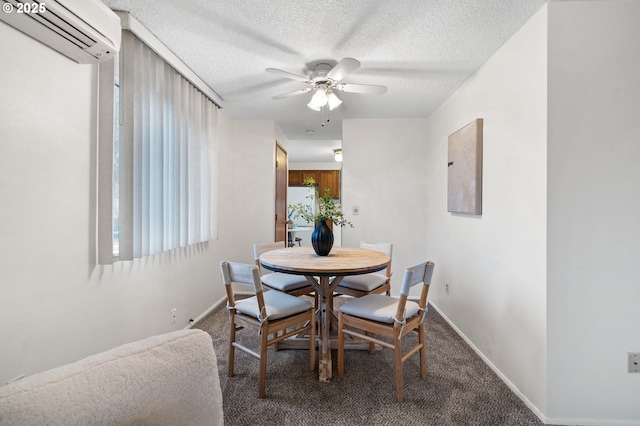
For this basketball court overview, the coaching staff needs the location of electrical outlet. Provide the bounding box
[629,352,640,373]
[171,308,177,324]
[445,282,450,295]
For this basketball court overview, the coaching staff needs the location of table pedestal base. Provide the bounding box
[316,275,336,381]
[294,275,379,381]
[319,359,331,382]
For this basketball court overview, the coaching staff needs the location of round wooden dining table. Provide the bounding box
[259,245,390,381]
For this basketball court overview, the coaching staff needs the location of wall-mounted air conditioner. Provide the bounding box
[0,0,121,64]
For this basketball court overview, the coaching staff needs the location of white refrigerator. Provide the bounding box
[287,186,314,246]
[287,186,315,226]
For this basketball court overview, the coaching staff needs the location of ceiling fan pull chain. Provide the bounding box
[320,105,331,127]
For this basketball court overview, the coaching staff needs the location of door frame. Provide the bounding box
[274,142,288,243]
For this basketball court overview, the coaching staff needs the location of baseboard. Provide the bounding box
[185,290,270,329]
[431,303,640,425]
[429,302,547,424]
[184,296,227,330]
[544,418,640,426]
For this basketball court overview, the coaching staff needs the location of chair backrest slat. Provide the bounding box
[396,261,435,320]
[220,261,264,294]
[253,242,286,275]
[399,261,434,296]
[360,242,393,276]
[360,241,393,256]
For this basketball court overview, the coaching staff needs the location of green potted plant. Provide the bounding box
[288,177,353,256]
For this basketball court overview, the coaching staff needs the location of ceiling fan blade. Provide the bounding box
[265,68,309,82]
[271,88,312,100]
[338,83,387,95]
[327,57,361,81]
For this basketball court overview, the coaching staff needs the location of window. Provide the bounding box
[98,27,219,264]
[113,54,120,257]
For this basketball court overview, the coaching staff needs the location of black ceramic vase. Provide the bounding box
[311,220,334,256]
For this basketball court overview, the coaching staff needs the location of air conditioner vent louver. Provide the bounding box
[24,2,97,49]
[0,0,121,64]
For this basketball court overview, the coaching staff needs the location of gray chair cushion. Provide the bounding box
[235,290,313,320]
[336,273,388,292]
[261,272,310,292]
[338,294,420,324]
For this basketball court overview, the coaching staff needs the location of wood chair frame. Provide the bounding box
[337,261,434,402]
[221,261,316,398]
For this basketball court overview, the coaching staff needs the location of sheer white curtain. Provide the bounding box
[98,30,217,264]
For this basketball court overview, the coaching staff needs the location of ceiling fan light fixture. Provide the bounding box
[327,91,342,110]
[308,88,329,110]
[269,58,387,117]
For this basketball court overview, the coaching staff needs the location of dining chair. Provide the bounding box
[334,242,393,297]
[220,261,316,398]
[253,241,315,298]
[337,261,435,402]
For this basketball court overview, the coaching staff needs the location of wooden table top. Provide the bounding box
[259,246,390,277]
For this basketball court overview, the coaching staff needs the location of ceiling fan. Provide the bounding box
[266,58,387,111]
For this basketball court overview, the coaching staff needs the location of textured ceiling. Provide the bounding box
[102,0,546,162]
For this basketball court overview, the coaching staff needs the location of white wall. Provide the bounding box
[289,162,341,170]
[342,119,430,295]
[425,4,548,416]
[228,120,283,263]
[343,4,548,418]
[0,22,261,384]
[547,1,640,424]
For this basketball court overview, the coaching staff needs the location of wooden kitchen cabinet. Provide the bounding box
[318,170,340,199]
[289,170,318,186]
[288,170,302,186]
[289,170,340,199]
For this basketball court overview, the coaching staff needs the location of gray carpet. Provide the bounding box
[194,297,544,426]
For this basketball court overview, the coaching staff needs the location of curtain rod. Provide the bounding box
[114,11,224,108]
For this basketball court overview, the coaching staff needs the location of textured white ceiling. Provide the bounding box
[102,0,546,161]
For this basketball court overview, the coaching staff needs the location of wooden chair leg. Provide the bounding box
[419,323,427,378]
[228,320,236,378]
[337,313,345,376]
[394,339,404,403]
[258,327,269,398]
[258,329,269,398]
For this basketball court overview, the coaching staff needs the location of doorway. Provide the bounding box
[275,142,287,242]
